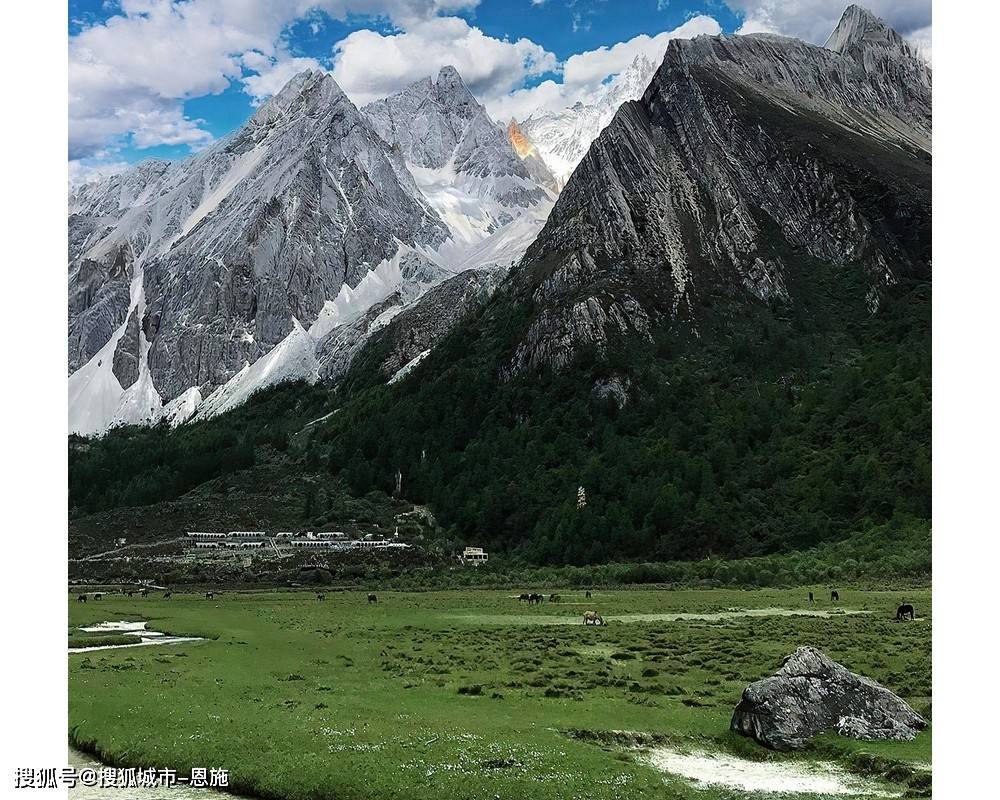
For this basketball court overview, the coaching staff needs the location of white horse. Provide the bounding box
[582,610,605,626]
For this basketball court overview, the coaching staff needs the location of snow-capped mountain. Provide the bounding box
[68,67,553,436]
[363,67,554,255]
[516,54,659,188]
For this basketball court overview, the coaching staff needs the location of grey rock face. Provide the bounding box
[363,67,545,209]
[731,646,926,750]
[378,267,503,379]
[112,309,140,389]
[317,266,503,383]
[69,70,450,412]
[504,6,930,377]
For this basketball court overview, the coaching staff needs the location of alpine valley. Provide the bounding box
[69,5,931,572]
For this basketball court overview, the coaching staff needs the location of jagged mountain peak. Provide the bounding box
[250,69,348,127]
[434,64,471,91]
[654,19,930,147]
[362,67,546,210]
[825,5,900,53]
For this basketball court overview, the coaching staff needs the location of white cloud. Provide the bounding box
[331,16,557,107]
[68,0,484,159]
[241,51,326,103]
[724,1,931,45]
[906,24,932,64]
[563,15,720,87]
[68,159,132,188]
[487,15,721,122]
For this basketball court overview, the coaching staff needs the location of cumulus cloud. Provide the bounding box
[723,0,931,46]
[563,15,720,87]
[241,51,327,103]
[906,24,932,64]
[68,159,132,188]
[331,16,557,107]
[68,0,483,159]
[487,15,721,122]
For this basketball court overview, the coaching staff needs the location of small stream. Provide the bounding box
[69,620,204,653]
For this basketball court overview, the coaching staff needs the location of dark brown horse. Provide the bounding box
[205,591,215,599]
[896,603,915,621]
[77,594,87,603]
[831,590,840,602]
[367,593,378,604]
[163,591,172,599]
[317,593,326,601]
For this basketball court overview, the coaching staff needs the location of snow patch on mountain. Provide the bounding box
[194,319,319,421]
[519,54,658,186]
[180,143,268,237]
[388,349,431,384]
[69,264,162,436]
[159,387,202,428]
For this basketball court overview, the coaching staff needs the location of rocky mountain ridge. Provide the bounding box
[502,4,930,377]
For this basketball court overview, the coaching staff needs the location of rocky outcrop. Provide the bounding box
[111,308,140,389]
[731,646,926,751]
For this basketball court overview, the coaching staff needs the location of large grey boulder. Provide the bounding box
[731,646,926,751]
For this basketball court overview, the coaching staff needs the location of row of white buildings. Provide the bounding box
[186,531,410,552]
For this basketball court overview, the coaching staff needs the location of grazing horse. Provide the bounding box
[896,603,915,621]
[582,611,605,626]
[317,593,326,601]
[163,591,172,599]
[205,591,215,600]
[367,593,378,604]
[140,589,149,598]
[585,590,592,599]
[808,592,814,603]
[831,590,840,602]
[77,594,87,603]
[549,594,560,603]
[527,593,543,605]
[126,591,134,598]
[94,593,103,600]
[518,593,530,602]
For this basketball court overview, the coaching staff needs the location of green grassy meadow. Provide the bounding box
[68,588,931,799]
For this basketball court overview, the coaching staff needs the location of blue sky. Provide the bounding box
[67,0,931,180]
